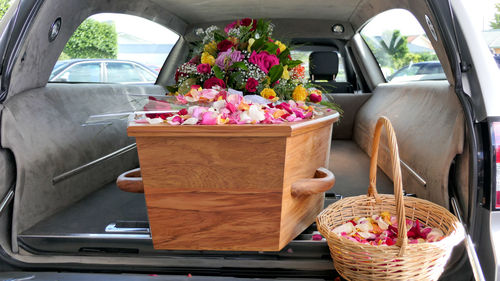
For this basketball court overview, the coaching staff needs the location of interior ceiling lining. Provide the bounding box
[149,0,361,24]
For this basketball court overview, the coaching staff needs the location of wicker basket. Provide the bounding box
[316,116,465,281]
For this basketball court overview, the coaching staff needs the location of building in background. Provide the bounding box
[482,29,500,54]
[117,32,174,71]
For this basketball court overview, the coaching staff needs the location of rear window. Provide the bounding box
[360,9,445,82]
[290,49,347,82]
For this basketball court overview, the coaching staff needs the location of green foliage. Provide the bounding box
[268,65,283,84]
[212,65,224,79]
[63,19,118,59]
[491,4,500,29]
[0,0,10,20]
[58,52,70,61]
[364,30,439,73]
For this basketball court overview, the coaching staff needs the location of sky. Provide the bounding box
[90,13,180,44]
[90,1,500,43]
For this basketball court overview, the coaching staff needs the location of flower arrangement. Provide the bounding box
[168,18,330,104]
[332,212,444,246]
[142,91,328,125]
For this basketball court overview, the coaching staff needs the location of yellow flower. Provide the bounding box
[275,40,286,52]
[247,38,255,52]
[309,89,322,96]
[273,109,286,119]
[203,41,217,56]
[201,52,215,66]
[292,85,308,102]
[260,88,279,102]
[282,65,290,80]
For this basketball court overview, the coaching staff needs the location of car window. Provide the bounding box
[50,13,180,84]
[105,62,152,83]
[52,62,102,82]
[290,50,347,82]
[360,9,445,82]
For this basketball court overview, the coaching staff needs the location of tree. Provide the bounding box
[491,3,500,29]
[62,19,118,59]
[379,30,409,68]
[0,0,10,20]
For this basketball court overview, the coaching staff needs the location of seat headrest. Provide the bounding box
[309,51,339,81]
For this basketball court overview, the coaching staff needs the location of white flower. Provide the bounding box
[239,111,252,123]
[427,228,444,242]
[356,220,373,232]
[146,117,163,125]
[333,222,355,235]
[376,217,389,230]
[212,100,227,111]
[248,104,265,122]
[182,117,198,125]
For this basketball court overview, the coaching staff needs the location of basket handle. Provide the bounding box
[368,116,408,256]
[116,168,144,193]
[291,168,335,197]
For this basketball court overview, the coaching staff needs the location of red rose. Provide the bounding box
[203,77,226,89]
[240,18,257,31]
[174,69,180,82]
[245,77,259,93]
[178,108,188,115]
[309,93,322,103]
[217,40,234,52]
[224,20,238,33]
[196,63,211,74]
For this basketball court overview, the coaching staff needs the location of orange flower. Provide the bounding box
[290,65,306,80]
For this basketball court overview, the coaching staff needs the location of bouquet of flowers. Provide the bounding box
[168,18,325,104]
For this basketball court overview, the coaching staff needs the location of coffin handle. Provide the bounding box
[291,167,335,197]
[116,168,144,193]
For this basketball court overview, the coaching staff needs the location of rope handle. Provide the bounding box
[367,116,408,256]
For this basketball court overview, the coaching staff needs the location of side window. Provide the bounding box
[106,62,145,83]
[50,13,180,84]
[360,9,444,82]
[52,62,102,83]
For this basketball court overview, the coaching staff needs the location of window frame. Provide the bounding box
[50,61,105,83]
[358,9,444,84]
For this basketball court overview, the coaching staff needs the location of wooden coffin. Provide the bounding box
[127,110,339,251]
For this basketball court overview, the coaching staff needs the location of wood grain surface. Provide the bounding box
[130,111,338,251]
[279,124,333,249]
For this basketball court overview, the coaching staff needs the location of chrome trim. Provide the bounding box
[52,143,137,184]
[451,197,485,281]
[0,189,14,214]
[105,223,150,234]
[400,160,427,187]
[18,233,151,240]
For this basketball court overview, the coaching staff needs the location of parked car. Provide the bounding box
[387,61,446,82]
[0,0,498,280]
[49,59,158,84]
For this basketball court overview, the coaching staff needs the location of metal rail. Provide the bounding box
[400,160,427,187]
[52,143,137,184]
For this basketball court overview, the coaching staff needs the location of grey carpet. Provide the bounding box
[328,140,393,197]
[22,181,148,235]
